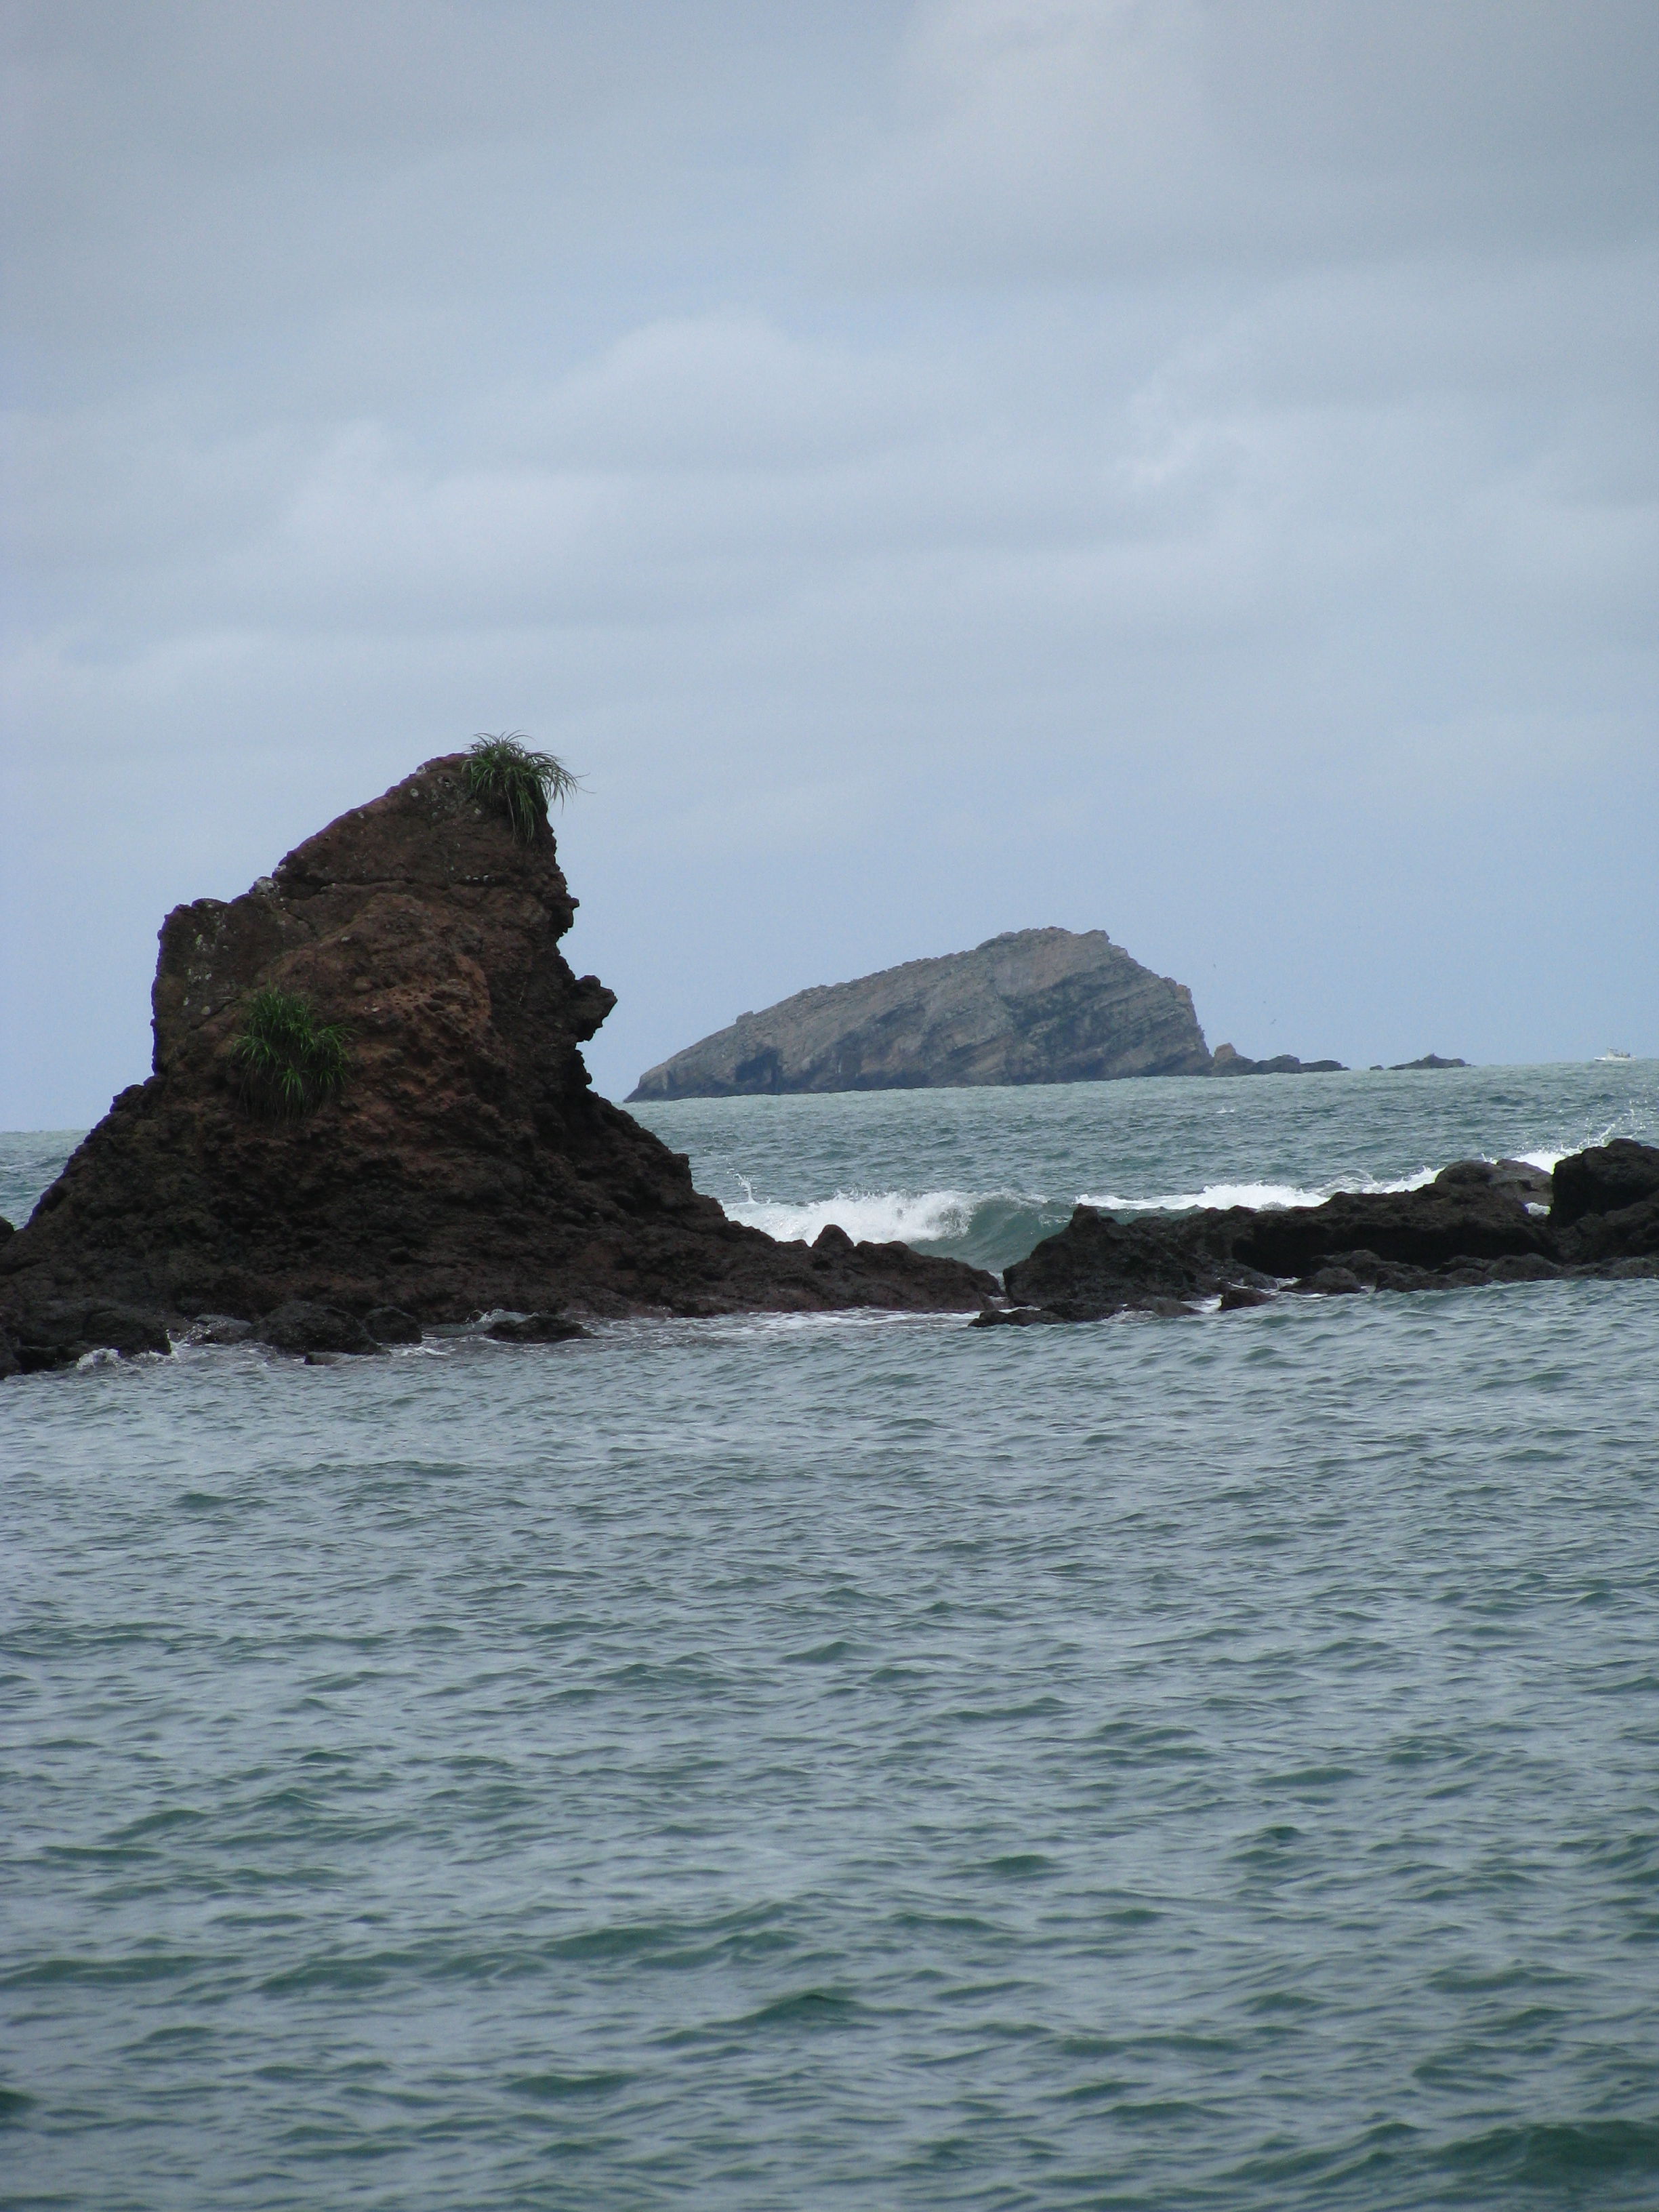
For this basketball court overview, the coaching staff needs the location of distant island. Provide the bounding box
[628,925,1454,1099]
[630,928,1215,1099]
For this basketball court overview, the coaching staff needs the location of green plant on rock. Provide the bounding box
[230,988,351,1119]
[464,732,579,841]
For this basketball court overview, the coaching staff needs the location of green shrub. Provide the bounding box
[230,988,350,1118]
[464,732,579,841]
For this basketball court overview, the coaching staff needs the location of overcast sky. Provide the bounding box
[3,0,1655,1125]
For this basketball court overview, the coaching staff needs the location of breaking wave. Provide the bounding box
[722,1168,1459,1274]
[719,1147,1593,1275]
[722,1185,1062,1273]
[1078,1170,1441,1213]
[725,1187,981,1249]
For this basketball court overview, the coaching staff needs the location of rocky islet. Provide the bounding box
[0,755,996,1374]
[630,930,1450,1099]
[630,926,1216,1098]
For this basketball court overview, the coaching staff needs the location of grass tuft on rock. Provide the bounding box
[464,733,579,841]
[230,989,351,1119]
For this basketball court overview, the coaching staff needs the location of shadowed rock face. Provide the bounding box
[1551,1139,1659,1227]
[629,927,1212,1099]
[0,757,994,1361]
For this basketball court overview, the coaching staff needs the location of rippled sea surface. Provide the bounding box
[5,1064,1658,2210]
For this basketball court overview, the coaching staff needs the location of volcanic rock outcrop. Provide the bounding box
[630,927,1213,1099]
[0,756,995,1372]
[977,1143,1659,1324]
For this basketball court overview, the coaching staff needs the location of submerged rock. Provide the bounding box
[1,754,995,1372]
[630,926,1214,1098]
[968,1305,1065,1328]
[191,1313,256,1345]
[486,1311,592,1343]
[1292,1265,1367,1295]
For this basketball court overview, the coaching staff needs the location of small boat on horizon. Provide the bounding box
[1597,1048,1634,1062]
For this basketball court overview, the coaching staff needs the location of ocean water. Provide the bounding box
[3,1061,1658,2211]
[630,1059,1658,1275]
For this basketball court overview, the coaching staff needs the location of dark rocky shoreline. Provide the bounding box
[6,1126,1655,1373]
[975,1140,1659,1327]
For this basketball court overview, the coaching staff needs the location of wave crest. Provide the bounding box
[1080,1169,1439,1213]
[726,1187,983,1248]
[717,1162,1552,1274]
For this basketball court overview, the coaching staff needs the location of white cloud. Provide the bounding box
[836,0,1659,276]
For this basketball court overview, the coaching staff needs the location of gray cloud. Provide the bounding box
[3,0,1655,1126]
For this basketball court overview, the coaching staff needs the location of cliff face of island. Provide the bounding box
[0,757,994,1370]
[630,927,1213,1100]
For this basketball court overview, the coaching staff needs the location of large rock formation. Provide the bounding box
[629,927,1213,1099]
[981,1145,1659,1323]
[0,756,995,1371]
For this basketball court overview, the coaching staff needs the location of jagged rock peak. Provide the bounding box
[0,754,994,1362]
[630,925,1212,1099]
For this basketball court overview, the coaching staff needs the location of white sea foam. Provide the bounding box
[724,1187,985,1246]
[1077,1169,1439,1214]
[717,1128,1644,1254]
[722,1166,1445,1248]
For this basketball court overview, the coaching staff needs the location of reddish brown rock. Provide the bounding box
[1,756,994,1364]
